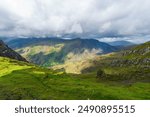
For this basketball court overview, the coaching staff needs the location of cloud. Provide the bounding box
[97,35,150,44]
[0,0,150,42]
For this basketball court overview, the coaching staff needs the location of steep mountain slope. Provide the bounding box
[53,41,149,74]
[82,41,150,82]
[110,41,150,67]
[6,38,118,67]
[0,40,27,62]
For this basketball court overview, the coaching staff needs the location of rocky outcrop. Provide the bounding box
[110,59,150,68]
[110,42,150,67]
[0,40,27,62]
[122,47,150,56]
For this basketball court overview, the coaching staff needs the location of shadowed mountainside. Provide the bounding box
[0,40,27,62]
[6,38,118,67]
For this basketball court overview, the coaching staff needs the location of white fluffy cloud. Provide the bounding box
[0,0,150,42]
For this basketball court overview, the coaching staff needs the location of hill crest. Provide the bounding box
[0,40,27,62]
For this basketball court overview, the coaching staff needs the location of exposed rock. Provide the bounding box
[0,40,27,62]
[110,42,150,67]
[122,47,150,56]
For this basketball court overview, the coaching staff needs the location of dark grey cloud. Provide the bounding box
[0,0,150,42]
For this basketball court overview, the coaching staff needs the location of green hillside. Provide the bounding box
[0,56,150,100]
[0,41,150,100]
[83,42,150,82]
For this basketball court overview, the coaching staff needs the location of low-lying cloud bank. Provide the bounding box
[0,0,150,42]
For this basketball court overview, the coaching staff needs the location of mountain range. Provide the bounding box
[6,37,118,67]
[0,38,149,99]
[108,40,135,47]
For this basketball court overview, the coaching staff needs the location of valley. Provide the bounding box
[7,38,118,73]
[0,38,149,100]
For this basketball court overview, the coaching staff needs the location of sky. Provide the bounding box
[0,0,150,43]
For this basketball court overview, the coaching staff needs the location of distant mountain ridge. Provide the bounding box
[0,40,27,62]
[108,40,135,47]
[6,37,118,67]
[7,37,117,52]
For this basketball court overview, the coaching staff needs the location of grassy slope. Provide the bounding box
[83,42,150,73]
[16,44,65,66]
[52,50,100,74]
[0,56,150,100]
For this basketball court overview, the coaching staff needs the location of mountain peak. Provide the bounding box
[0,40,5,46]
[0,40,27,62]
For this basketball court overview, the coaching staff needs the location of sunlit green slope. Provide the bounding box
[0,56,150,100]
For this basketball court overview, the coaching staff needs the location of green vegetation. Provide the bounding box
[16,44,65,66]
[0,56,150,100]
[0,57,31,77]
[96,69,106,78]
[85,42,150,84]
[10,38,117,68]
[0,41,149,100]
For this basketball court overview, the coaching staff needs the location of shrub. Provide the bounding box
[96,69,105,78]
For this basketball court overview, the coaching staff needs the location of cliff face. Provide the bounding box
[0,40,27,62]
